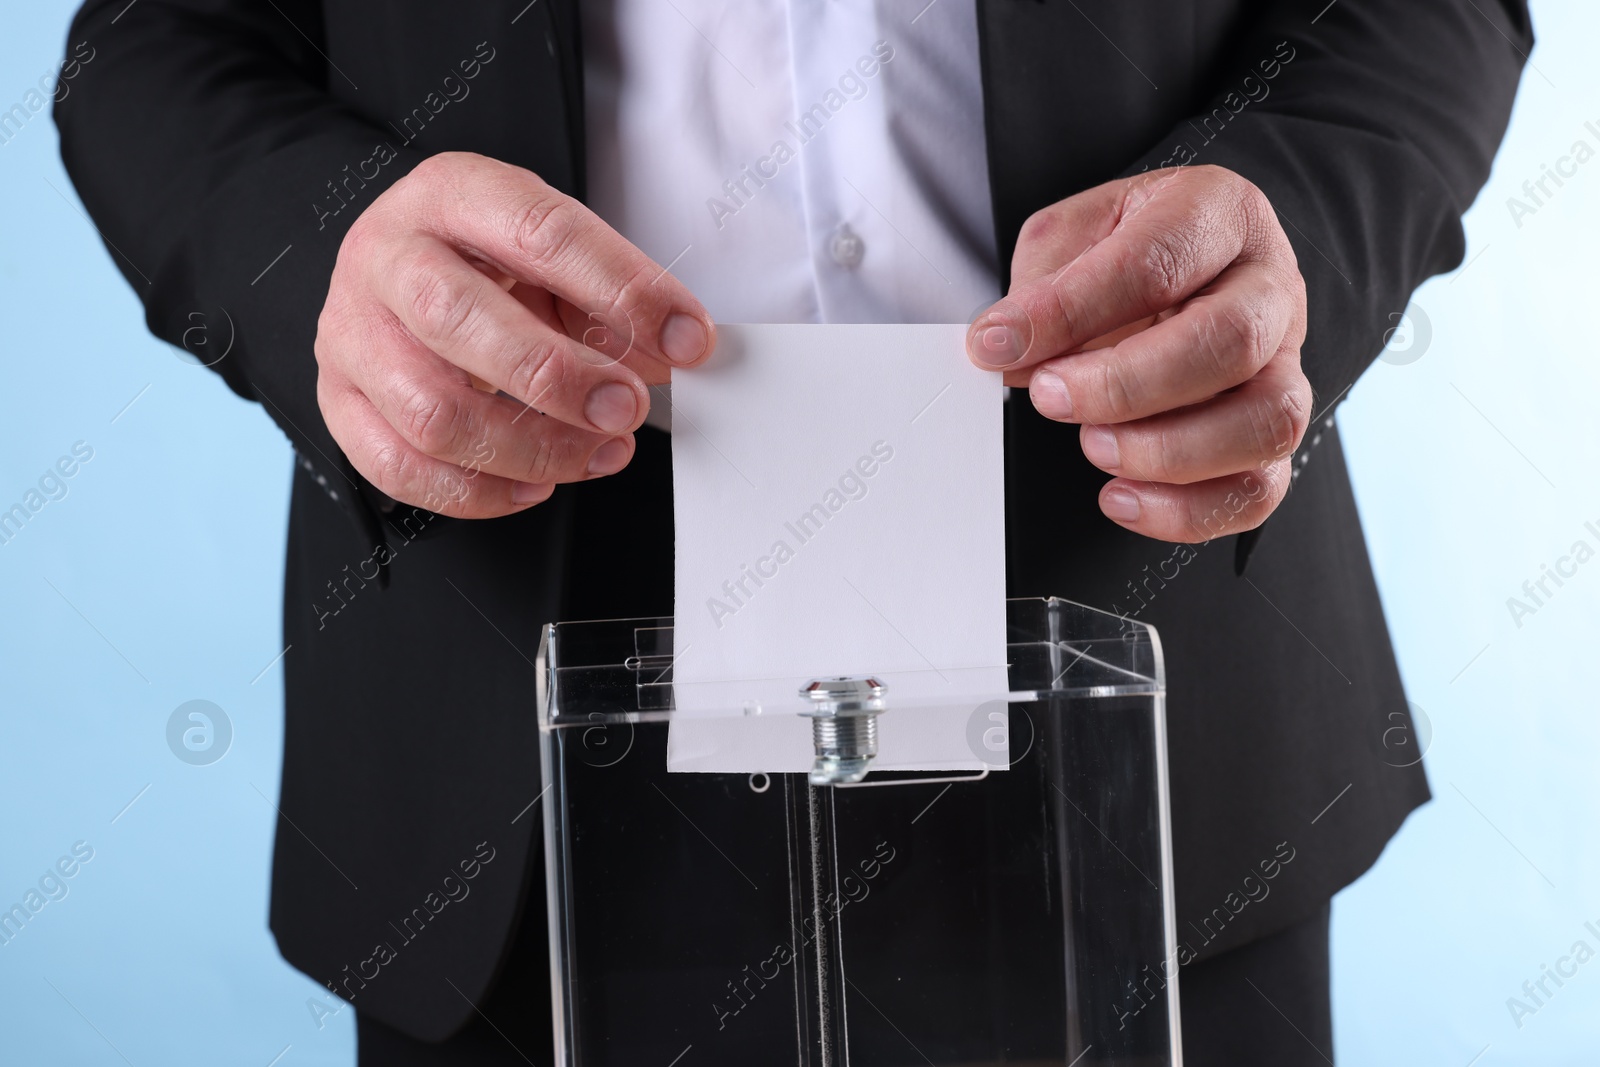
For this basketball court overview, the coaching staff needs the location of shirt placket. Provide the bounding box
[784,0,893,323]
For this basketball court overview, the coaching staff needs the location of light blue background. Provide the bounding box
[1,2,1595,1064]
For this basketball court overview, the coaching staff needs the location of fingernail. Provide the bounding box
[973,320,1021,368]
[1031,370,1074,421]
[587,437,631,476]
[512,480,552,505]
[585,381,638,433]
[1081,426,1119,470]
[1101,487,1141,522]
[660,313,709,365]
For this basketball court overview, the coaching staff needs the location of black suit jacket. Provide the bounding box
[56,0,1528,1044]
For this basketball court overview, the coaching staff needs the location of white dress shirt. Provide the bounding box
[582,0,1000,332]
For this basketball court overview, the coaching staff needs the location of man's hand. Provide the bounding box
[314,151,716,518]
[967,165,1311,543]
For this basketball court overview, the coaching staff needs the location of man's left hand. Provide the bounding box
[967,165,1311,544]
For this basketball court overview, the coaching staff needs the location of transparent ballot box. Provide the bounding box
[536,597,1179,1067]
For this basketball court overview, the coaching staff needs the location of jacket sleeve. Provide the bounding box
[54,0,430,541]
[1121,0,1532,419]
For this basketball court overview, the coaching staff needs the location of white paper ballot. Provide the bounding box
[668,324,1008,773]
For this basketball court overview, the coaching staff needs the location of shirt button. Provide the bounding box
[829,224,865,268]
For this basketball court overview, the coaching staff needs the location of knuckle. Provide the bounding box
[1183,463,1290,541]
[1026,277,1065,344]
[1183,494,1232,542]
[312,314,336,370]
[405,151,479,198]
[1043,275,1078,341]
[313,292,377,376]
[338,216,378,268]
[1016,207,1061,250]
[595,262,655,354]
[1241,464,1291,524]
[507,335,571,409]
[369,438,417,499]
[397,386,468,457]
[1233,179,1294,263]
[521,431,563,484]
[1092,358,1141,423]
[406,260,480,345]
[1239,180,1273,225]
[1136,229,1191,305]
[1201,298,1273,381]
[408,152,449,185]
[427,466,473,512]
[1180,494,1224,543]
[1285,270,1309,334]
[1244,391,1300,464]
[1142,425,1185,484]
[1238,469,1288,528]
[1282,377,1313,452]
[313,373,343,434]
[509,191,582,274]
[1214,166,1267,214]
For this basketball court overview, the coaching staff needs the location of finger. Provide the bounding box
[403,152,716,369]
[499,283,672,387]
[1024,260,1296,425]
[1008,179,1128,287]
[371,237,650,436]
[1097,459,1293,543]
[998,313,1163,388]
[469,264,519,392]
[969,166,1272,371]
[318,372,555,519]
[344,317,636,484]
[1077,349,1311,485]
[554,296,673,387]
[971,177,1159,368]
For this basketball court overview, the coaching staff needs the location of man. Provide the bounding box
[55,0,1528,1062]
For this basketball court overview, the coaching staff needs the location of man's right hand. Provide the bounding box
[314,151,715,518]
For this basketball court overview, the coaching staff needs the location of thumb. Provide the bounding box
[1007,177,1133,287]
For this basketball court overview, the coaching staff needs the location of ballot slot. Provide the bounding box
[537,597,1180,1067]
